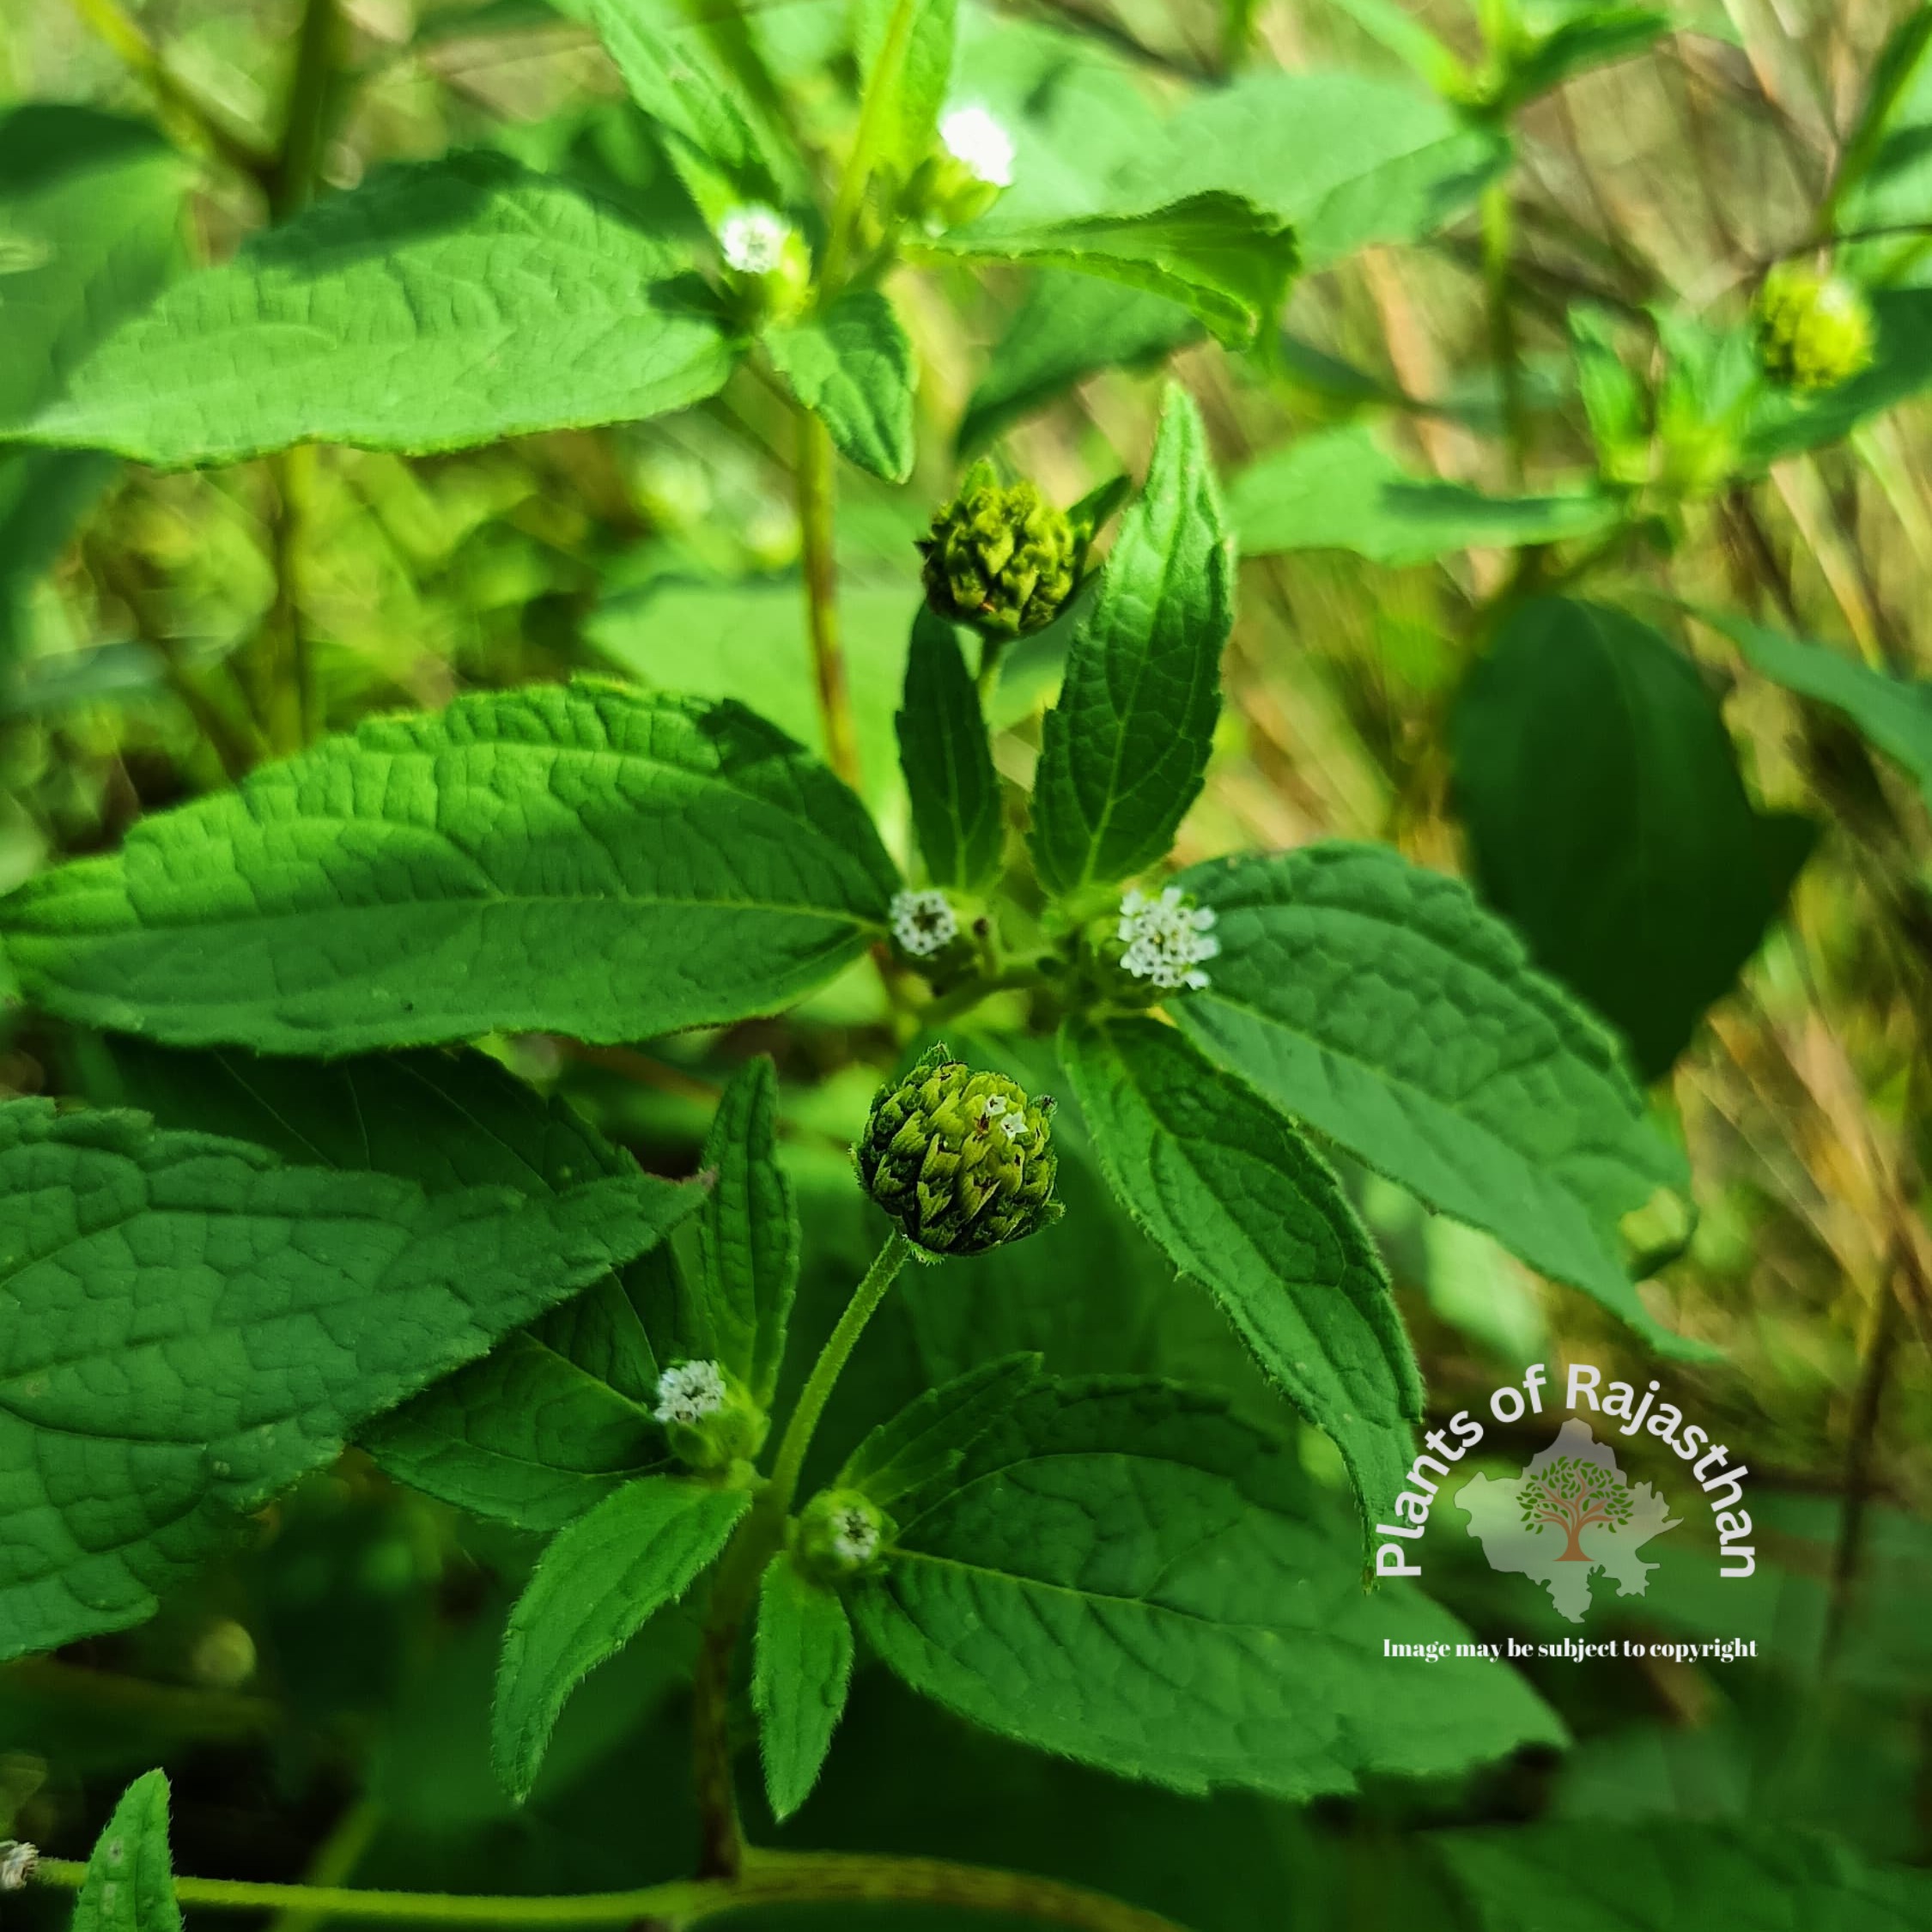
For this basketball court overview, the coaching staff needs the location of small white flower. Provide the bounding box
[999,1114,1030,1144]
[939,105,1015,188]
[891,887,959,958]
[0,1843,38,1893]
[718,204,793,276]
[654,1358,727,1426]
[830,1505,881,1565]
[1117,885,1220,993]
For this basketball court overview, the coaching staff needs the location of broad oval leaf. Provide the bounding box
[854,1378,1562,1798]
[765,289,916,483]
[70,1770,181,1932]
[13,154,738,465]
[492,1473,749,1801]
[1030,386,1232,900]
[922,193,1297,349]
[0,679,901,1054]
[1170,841,1700,1356]
[1058,1015,1419,1535]
[840,1353,1042,1511]
[85,1037,683,1531]
[1451,599,1814,1078]
[896,608,1004,894]
[753,1553,855,1822]
[0,1098,700,1660]
[1230,423,1617,564]
[1106,70,1507,266]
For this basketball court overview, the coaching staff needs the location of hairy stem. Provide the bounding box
[690,1230,914,1876]
[269,0,343,220]
[820,0,921,292]
[34,1850,1189,1932]
[794,409,861,789]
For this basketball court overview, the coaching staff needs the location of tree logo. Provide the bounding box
[1455,1419,1679,1623]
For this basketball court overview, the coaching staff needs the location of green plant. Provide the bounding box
[3,0,1932,1928]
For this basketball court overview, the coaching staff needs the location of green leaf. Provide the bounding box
[80,1037,683,1533]
[1170,843,1699,1356]
[13,155,737,465]
[854,0,958,179]
[1829,3,1932,239]
[1030,386,1231,899]
[957,272,1200,455]
[1497,10,1671,112]
[1058,1016,1419,1537]
[0,680,900,1053]
[840,1354,1042,1510]
[922,193,1297,348]
[1451,598,1814,1078]
[854,1377,1563,1798]
[584,0,805,212]
[753,1553,855,1821]
[1106,71,1507,266]
[494,1473,747,1800]
[1569,307,1648,479]
[896,608,1004,893]
[1433,1821,1932,1931]
[1230,422,1617,564]
[764,289,916,483]
[1715,612,1932,810]
[1325,0,1471,94]
[695,1055,798,1409]
[70,1770,181,1932]
[0,1098,699,1661]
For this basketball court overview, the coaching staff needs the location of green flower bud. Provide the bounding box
[904,106,1015,234]
[717,204,811,327]
[1753,264,1874,393]
[855,1044,1063,1256]
[795,1487,893,1582]
[917,465,1078,639]
[653,1358,769,1473]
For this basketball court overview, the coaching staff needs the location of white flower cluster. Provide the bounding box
[718,204,793,275]
[980,1092,1030,1144]
[0,1842,38,1893]
[939,105,1015,187]
[653,1358,727,1426]
[829,1504,881,1566]
[891,887,959,958]
[1118,886,1220,992]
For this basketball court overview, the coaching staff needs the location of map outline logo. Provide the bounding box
[1456,1418,1680,1624]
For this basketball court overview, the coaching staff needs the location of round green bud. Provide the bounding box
[653,1358,769,1473]
[854,1043,1063,1257]
[917,466,1078,639]
[795,1487,893,1583]
[1753,264,1874,394]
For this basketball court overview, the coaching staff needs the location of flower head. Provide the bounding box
[796,1488,892,1581]
[1117,886,1220,992]
[1753,264,1874,393]
[0,1843,38,1893]
[939,106,1014,188]
[891,887,960,959]
[918,465,1078,638]
[855,1044,1063,1256]
[719,204,792,276]
[715,204,810,324]
[653,1358,728,1427]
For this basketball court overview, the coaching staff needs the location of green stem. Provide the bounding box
[689,1230,914,1876]
[769,1230,914,1514]
[33,1850,1188,1932]
[269,0,343,220]
[1481,178,1528,485]
[820,0,922,294]
[794,409,861,790]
